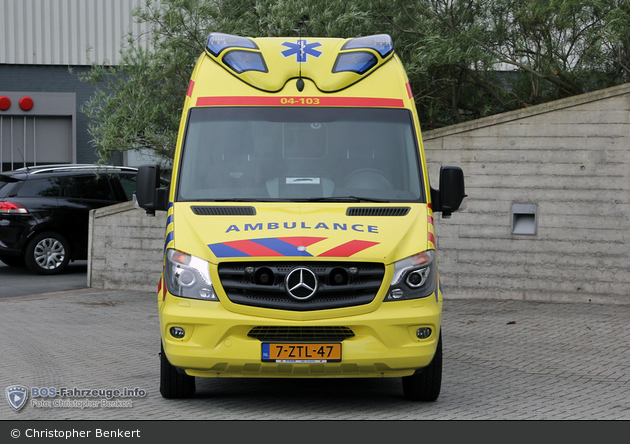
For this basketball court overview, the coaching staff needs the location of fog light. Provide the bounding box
[416,327,432,339]
[170,327,186,338]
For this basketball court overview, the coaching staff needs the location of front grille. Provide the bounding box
[218,261,385,311]
[248,326,355,342]
[346,207,410,216]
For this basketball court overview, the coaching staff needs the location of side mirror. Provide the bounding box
[431,166,466,218]
[136,164,167,216]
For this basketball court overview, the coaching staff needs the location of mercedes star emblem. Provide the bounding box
[285,267,318,300]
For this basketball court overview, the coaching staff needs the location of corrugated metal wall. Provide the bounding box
[1,0,149,66]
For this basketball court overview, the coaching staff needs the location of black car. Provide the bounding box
[0,164,138,274]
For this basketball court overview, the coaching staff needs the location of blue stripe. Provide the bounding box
[250,238,313,257]
[167,214,174,226]
[164,231,174,250]
[208,243,251,258]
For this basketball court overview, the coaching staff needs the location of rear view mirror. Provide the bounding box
[136,164,167,216]
[431,166,466,218]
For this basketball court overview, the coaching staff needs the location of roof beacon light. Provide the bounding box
[206,32,258,57]
[333,52,378,75]
[342,34,394,58]
[223,50,268,74]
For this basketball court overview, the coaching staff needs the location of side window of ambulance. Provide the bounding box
[16,178,62,197]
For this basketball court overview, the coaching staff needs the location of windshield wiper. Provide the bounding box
[209,198,275,202]
[294,196,390,203]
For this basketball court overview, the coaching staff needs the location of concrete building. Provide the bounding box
[0,0,148,171]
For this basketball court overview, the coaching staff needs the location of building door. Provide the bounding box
[1,115,73,172]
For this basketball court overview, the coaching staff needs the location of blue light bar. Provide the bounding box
[222,50,268,74]
[341,34,394,58]
[332,52,378,75]
[206,32,258,57]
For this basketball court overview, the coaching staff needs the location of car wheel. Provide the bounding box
[0,255,26,267]
[24,232,71,275]
[402,332,442,401]
[160,342,196,399]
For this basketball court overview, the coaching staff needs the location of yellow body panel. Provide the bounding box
[161,291,442,378]
[159,35,441,379]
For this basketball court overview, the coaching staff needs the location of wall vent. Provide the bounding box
[511,204,537,235]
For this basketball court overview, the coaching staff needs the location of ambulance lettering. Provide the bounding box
[225,222,378,234]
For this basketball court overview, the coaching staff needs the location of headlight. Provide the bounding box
[385,250,437,301]
[164,249,218,301]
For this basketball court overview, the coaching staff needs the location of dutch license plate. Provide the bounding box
[262,343,342,363]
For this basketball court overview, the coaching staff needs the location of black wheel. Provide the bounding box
[0,255,26,267]
[24,232,71,275]
[160,342,195,399]
[402,332,442,401]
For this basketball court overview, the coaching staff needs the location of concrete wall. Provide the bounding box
[87,201,165,292]
[423,83,630,305]
[87,84,630,304]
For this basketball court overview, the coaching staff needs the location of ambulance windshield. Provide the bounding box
[177,107,424,202]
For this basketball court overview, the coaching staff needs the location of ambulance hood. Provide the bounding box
[169,202,434,265]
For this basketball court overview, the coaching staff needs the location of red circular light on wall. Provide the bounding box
[19,96,34,111]
[0,96,11,111]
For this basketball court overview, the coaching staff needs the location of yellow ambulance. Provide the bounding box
[136,32,466,401]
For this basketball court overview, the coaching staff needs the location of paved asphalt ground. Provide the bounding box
[0,261,88,298]
[1,287,628,421]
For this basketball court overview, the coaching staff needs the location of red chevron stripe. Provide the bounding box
[276,236,327,247]
[223,240,283,257]
[318,240,379,257]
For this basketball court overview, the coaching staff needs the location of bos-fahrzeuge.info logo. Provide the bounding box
[6,385,28,411]
[6,385,147,411]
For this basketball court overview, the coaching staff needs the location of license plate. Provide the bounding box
[262,343,342,363]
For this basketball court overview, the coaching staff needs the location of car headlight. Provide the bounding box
[385,250,437,301]
[164,249,218,301]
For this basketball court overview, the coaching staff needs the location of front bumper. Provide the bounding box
[160,293,442,379]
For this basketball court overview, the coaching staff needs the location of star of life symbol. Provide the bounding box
[281,40,323,63]
[6,385,28,411]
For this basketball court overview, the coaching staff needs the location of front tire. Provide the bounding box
[160,343,196,399]
[24,232,71,275]
[402,332,442,401]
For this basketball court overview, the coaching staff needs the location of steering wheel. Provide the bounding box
[342,168,394,190]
